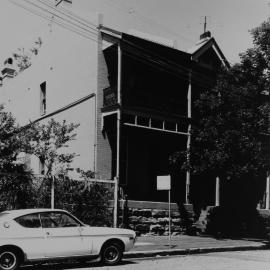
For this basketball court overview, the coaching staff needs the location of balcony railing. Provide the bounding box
[103,86,117,108]
[103,86,187,116]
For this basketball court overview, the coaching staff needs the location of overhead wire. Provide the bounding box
[10,0,260,103]
[22,0,98,37]
[37,0,98,30]
[20,0,216,88]
[19,0,219,86]
[33,0,235,67]
[9,0,98,42]
[19,0,212,80]
[9,0,263,102]
[9,1,211,90]
[39,0,98,29]
[15,0,237,74]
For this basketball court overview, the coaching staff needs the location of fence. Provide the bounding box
[35,177,119,227]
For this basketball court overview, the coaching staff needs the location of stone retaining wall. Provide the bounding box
[118,200,195,236]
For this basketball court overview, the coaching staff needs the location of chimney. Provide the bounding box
[200,31,211,40]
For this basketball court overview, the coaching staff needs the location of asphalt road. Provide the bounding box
[22,250,270,270]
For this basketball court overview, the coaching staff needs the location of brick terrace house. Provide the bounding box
[96,26,230,219]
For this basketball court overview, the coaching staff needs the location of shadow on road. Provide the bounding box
[21,260,137,270]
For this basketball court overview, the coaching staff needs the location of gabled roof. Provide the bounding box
[100,26,229,69]
[101,26,191,72]
[188,37,230,68]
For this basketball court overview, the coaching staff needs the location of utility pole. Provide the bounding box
[51,175,55,209]
[114,42,122,228]
[186,71,192,204]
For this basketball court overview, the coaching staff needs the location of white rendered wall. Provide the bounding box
[0,3,101,177]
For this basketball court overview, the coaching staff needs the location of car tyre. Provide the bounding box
[101,242,123,265]
[0,249,20,270]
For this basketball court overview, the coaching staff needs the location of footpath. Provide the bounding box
[124,235,270,259]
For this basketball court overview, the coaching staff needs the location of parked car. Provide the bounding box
[0,208,136,270]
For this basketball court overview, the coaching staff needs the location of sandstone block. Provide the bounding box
[152,209,166,218]
[135,223,150,233]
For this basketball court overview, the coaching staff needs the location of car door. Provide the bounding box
[14,213,46,260]
[40,211,90,258]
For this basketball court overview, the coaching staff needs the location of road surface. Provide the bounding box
[22,250,270,270]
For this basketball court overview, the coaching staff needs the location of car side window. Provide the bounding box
[40,212,80,228]
[15,213,41,228]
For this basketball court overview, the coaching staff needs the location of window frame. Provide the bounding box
[14,213,42,229]
[40,211,84,228]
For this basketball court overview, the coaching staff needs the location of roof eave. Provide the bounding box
[191,37,230,68]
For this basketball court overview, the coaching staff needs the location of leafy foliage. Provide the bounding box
[12,37,42,72]
[171,19,270,210]
[27,118,79,177]
[0,167,35,211]
[0,105,35,210]
[27,119,113,226]
[36,171,113,226]
[186,69,270,180]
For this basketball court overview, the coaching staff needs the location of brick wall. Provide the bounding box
[96,32,113,180]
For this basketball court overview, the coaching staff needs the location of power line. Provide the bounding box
[37,0,98,30]
[9,0,250,96]
[10,0,218,87]
[39,0,98,28]
[16,0,236,75]
[10,0,215,89]
[9,0,98,42]
[22,0,98,36]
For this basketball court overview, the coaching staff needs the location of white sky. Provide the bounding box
[0,0,269,65]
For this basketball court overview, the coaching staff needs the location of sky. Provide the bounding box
[0,0,269,65]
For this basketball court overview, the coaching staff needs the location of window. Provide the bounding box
[40,212,81,228]
[40,81,46,115]
[15,214,41,228]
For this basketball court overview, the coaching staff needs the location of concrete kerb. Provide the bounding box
[124,243,270,259]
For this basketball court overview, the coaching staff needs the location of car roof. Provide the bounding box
[0,208,67,219]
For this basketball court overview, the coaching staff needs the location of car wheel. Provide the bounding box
[0,250,20,270]
[101,242,123,265]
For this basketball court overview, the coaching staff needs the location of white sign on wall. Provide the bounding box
[157,175,171,190]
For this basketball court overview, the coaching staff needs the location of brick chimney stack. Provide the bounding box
[200,31,211,40]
